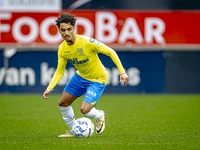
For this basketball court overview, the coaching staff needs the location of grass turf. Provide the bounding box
[0,94,200,150]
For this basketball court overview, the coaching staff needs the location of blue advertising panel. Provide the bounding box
[0,50,3,67]
[0,50,166,94]
[166,51,200,93]
[99,51,166,93]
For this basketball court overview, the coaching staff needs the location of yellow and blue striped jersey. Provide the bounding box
[47,34,125,91]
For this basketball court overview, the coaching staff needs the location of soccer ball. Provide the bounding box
[72,117,94,138]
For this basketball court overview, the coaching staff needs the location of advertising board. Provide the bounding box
[0,0,61,12]
[0,11,200,48]
[0,50,166,93]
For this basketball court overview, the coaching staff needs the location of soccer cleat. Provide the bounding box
[58,131,75,137]
[96,111,106,134]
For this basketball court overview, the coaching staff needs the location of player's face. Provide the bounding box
[59,23,75,44]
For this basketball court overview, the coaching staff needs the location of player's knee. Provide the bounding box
[80,107,90,114]
[58,100,64,106]
[58,100,70,107]
[58,100,62,106]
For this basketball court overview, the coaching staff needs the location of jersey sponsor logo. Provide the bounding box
[68,58,89,65]
[90,38,102,47]
[77,47,85,56]
[89,38,95,43]
[95,40,102,47]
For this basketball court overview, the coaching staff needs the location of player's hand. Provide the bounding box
[43,88,51,99]
[119,73,129,86]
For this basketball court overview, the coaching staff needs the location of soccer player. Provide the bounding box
[43,13,129,137]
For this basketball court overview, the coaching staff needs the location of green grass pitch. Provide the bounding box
[0,94,200,150]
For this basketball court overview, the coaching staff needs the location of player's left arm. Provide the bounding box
[94,42,129,86]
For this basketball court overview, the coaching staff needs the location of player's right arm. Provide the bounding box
[43,47,67,99]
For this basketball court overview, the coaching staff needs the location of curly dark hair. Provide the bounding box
[55,13,77,28]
